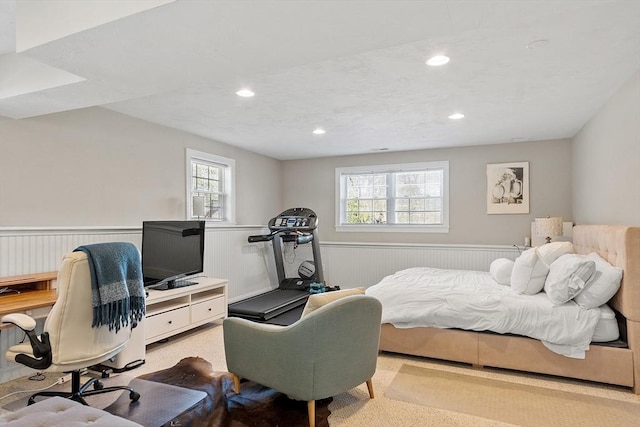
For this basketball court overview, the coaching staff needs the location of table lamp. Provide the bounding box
[193,195,205,219]
[535,217,563,244]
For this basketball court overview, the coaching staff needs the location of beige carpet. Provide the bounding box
[386,363,640,427]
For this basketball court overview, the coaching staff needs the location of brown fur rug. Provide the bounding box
[138,357,331,427]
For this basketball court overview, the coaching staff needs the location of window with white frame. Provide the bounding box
[336,161,449,233]
[186,149,235,224]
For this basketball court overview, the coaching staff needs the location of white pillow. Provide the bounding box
[510,242,574,295]
[573,253,623,309]
[544,254,596,305]
[536,241,574,268]
[510,248,548,294]
[490,258,515,286]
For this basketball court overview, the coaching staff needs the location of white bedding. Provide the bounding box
[366,267,609,358]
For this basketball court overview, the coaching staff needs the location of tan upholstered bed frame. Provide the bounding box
[379,225,640,393]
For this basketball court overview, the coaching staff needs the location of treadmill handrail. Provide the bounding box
[248,229,312,244]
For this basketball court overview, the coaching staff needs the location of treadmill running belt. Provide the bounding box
[228,289,309,321]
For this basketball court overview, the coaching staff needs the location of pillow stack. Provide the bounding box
[510,242,573,295]
[501,244,623,307]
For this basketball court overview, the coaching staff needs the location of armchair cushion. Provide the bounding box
[300,287,365,317]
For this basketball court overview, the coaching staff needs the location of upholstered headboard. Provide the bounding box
[573,225,640,322]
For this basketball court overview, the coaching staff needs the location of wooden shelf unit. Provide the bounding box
[0,272,58,327]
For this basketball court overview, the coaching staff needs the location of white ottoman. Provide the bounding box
[0,396,142,427]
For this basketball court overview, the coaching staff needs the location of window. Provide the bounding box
[336,161,449,233]
[186,149,235,224]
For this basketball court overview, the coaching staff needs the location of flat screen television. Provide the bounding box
[141,220,205,289]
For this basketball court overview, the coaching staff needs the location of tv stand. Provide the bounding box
[144,277,227,345]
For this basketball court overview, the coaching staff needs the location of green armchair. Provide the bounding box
[223,294,382,427]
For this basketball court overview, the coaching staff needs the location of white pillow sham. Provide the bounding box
[544,254,596,305]
[510,242,573,295]
[573,252,623,309]
[490,258,514,286]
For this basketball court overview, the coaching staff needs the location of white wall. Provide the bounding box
[280,139,573,245]
[0,107,282,227]
[572,71,640,226]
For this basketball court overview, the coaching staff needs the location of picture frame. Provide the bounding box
[486,162,529,214]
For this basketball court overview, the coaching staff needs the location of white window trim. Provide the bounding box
[335,161,449,233]
[186,148,236,225]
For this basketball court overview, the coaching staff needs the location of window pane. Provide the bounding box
[373,200,386,211]
[410,212,425,223]
[374,185,387,197]
[409,199,425,211]
[360,186,373,198]
[359,199,372,211]
[396,198,409,210]
[196,178,207,190]
[396,212,410,223]
[425,198,441,210]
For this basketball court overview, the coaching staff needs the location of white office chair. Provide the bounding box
[2,251,141,406]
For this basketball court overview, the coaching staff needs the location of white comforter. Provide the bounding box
[366,267,603,358]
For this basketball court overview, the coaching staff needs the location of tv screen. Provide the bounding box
[141,220,205,288]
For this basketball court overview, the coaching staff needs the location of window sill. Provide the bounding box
[335,225,449,233]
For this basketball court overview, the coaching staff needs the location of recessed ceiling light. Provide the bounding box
[525,39,549,50]
[448,113,465,120]
[426,55,450,66]
[236,89,255,97]
[312,128,326,135]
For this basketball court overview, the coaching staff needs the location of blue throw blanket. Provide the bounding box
[74,242,146,332]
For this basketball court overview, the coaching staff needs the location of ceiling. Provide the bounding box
[1,0,639,160]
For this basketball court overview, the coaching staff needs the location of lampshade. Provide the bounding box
[535,217,563,243]
[192,195,205,217]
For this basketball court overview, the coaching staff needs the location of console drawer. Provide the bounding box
[191,296,226,323]
[145,306,190,341]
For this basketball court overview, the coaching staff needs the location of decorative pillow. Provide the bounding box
[510,248,549,295]
[301,287,365,318]
[544,254,596,305]
[510,242,574,295]
[535,241,574,268]
[573,253,623,309]
[490,258,515,286]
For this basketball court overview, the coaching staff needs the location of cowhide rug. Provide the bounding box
[137,357,331,427]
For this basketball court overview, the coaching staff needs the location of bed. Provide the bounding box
[369,225,640,393]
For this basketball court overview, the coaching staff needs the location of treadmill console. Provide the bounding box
[268,207,318,232]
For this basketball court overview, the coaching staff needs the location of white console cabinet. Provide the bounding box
[144,277,227,345]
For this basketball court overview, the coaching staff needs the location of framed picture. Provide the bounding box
[486,162,529,214]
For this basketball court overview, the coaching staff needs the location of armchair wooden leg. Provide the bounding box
[366,379,374,398]
[307,400,315,427]
[232,374,240,394]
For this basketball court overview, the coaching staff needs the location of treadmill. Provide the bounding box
[228,207,324,322]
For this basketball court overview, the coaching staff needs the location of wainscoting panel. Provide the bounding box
[320,242,520,288]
